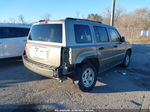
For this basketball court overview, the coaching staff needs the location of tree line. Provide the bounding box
[2,7,150,30]
[87,7,150,30]
[2,13,51,24]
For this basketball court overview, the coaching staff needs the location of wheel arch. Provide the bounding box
[77,57,100,73]
[127,48,132,56]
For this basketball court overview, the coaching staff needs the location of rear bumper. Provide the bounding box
[23,56,62,78]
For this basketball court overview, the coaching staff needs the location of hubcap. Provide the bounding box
[125,55,130,66]
[82,68,95,88]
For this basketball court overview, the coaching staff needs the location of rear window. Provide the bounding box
[29,24,62,43]
[0,27,30,38]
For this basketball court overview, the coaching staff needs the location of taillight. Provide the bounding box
[62,47,70,65]
[25,42,27,48]
[39,21,48,24]
[23,42,27,56]
[23,50,26,56]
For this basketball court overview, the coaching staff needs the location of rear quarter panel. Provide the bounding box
[69,45,98,64]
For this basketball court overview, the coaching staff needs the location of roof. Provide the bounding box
[0,23,31,28]
[33,17,115,29]
[65,17,102,24]
[65,17,115,28]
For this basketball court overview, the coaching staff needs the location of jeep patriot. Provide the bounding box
[23,18,132,92]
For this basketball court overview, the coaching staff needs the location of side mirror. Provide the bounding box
[120,36,125,42]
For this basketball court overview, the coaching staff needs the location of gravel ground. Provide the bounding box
[0,44,150,112]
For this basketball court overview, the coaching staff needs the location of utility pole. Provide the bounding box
[110,0,116,26]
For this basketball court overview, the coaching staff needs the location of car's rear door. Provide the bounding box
[3,27,29,58]
[93,26,114,72]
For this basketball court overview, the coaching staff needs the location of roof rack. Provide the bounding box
[66,17,102,24]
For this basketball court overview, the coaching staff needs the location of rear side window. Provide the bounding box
[108,29,121,42]
[0,27,30,38]
[74,25,92,43]
[29,24,62,43]
[94,26,109,42]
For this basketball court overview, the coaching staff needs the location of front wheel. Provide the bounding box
[74,63,97,92]
[121,51,131,67]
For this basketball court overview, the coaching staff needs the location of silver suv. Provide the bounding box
[23,18,132,92]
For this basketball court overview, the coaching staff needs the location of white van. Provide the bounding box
[0,23,30,59]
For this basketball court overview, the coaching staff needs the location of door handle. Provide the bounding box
[99,47,104,50]
[114,45,118,48]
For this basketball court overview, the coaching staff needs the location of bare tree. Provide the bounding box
[119,7,150,29]
[132,8,150,29]
[18,15,26,24]
[102,8,111,25]
[115,6,126,22]
[76,11,80,18]
[87,13,103,22]
[102,6,126,26]
[41,13,51,21]
[8,18,16,23]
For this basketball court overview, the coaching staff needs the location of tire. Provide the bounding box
[73,63,97,92]
[121,51,131,67]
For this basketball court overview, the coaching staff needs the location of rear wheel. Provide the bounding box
[74,63,97,92]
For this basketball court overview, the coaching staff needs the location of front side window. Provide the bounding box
[108,29,121,42]
[0,27,30,38]
[74,25,92,43]
[29,24,62,43]
[94,26,109,42]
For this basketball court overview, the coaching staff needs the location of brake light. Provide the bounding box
[23,42,27,55]
[62,47,70,65]
[39,21,48,24]
[25,42,27,48]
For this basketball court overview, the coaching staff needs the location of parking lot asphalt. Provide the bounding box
[0,44,150,112]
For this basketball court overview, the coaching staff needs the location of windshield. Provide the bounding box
[29,24,62,43]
